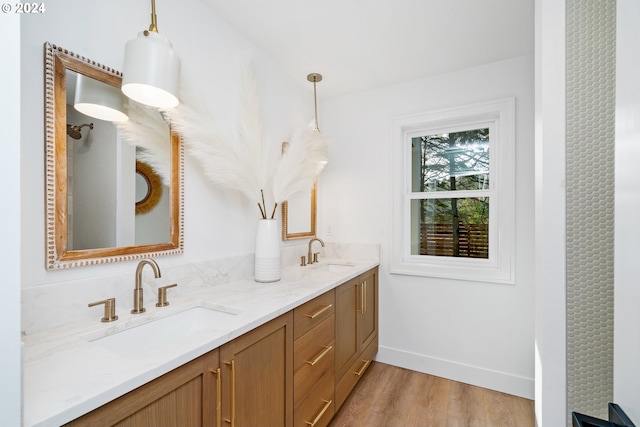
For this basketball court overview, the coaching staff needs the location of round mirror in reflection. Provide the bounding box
[135,161,163,215]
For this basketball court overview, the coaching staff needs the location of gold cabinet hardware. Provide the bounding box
[88,298,118,322]
[354,359,372,377]
[305,304,333,319]
[305,399,332,427]
[306,345,333,366]
[156,283,177,307]
[362,280,367,313]
[210,368,221,427]
[357,282,365,314]
[223,360,235,426]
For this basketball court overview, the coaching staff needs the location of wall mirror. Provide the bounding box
[44,42,183,269]
[282,181,317,240]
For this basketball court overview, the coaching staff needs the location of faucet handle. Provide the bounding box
[313,252,320,263]
[156,284,178,307]
[88,298,118,323]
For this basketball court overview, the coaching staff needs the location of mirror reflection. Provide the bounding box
[282,181,317,240]
[45,42,183,269]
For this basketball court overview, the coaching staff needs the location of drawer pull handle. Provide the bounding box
[305,399,333,427]
[354,359,371,376]
[305,304,333,319]
[363,280,367,313]
[306,345,333,366]
[223,360,235,426]
[210,368,221,427]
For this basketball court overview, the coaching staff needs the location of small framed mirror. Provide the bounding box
[44,42,184,269]
[282,181,317,240]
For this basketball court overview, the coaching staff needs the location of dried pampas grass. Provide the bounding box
[272,123,328,205]
[164,60,328,219]
[164,63,267,206]
[115,101,171,187]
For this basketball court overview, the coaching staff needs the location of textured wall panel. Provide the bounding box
[566,0,616,422]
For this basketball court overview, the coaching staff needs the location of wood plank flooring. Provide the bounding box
[329,362,535,427]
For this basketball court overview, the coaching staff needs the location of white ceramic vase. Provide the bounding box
[254,219,280,282]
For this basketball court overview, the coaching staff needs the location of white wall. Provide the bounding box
[67,108,119,250]
[0,12,23,426]
[20,0,311,290]
[615,0,640,422]
[533,1,568,424]
[320,55,535,398]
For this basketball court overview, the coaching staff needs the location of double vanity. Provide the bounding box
[23,255,379,427]
[33,42,378,427]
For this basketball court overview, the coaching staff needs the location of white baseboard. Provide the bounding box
[375,345,535,400]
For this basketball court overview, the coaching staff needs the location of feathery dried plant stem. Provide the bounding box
[270,203,278,219]
[257,203,266,219]
[260,189,267,219]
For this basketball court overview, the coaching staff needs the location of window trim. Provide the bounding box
[390,98,515,284]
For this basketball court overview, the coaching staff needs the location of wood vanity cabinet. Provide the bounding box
[293,290,335,427]
[65,267,378,427]
[219,311,293,427]
[64,349,221,427]
[66,313,293,427]
[334,267,378,411]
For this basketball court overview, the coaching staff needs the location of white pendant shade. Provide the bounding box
[122,31,180,109]
[74,74,129,122]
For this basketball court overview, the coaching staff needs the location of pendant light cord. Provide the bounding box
[148,0,158,32]
[313,81,319,132]
[307,73,323,133]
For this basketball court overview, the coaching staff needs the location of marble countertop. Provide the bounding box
[23,258,379,427]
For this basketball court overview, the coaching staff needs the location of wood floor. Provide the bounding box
[329,362,535,427]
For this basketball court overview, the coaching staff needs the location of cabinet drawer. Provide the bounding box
[294,290,335,340]
[335,334,378,411]
[294,315,334,405]
[294,370,335,427]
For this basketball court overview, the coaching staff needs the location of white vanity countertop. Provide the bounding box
[22,258,379,427]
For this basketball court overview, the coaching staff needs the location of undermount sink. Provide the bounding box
[84,306,239,358]
[312,262,356,273]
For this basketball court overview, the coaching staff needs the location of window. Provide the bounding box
[391,98,515,283]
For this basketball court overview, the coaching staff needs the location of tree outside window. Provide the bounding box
[410,128,490,258]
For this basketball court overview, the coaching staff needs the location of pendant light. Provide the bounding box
[122,0,180,109]
[307,73,322,132]
[74,74,129,122]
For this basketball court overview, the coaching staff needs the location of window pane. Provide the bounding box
[410,197,489,258]
[411,128,490,192]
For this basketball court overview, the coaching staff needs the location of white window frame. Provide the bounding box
[390,98,515,284]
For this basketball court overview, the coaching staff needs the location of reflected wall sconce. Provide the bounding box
[122,0,180,109]
[74,74,129,122]
[66,123,93,140]
[307,73,322,132]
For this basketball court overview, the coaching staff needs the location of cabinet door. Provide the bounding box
[334,279,359,381]
[359,268,378,351]
[220,312,293,427]
[64,350,220,427]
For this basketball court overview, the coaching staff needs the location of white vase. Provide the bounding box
[255,219,280,282]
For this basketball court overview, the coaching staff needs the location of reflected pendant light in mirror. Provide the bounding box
[74,73,129,122]
[122,0,180,109]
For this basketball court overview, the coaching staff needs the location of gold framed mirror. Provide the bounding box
[282,181,317,240]
[44,42,183,269]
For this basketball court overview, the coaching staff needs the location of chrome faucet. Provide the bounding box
[307,237,325,264]
[132,259,161,314]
